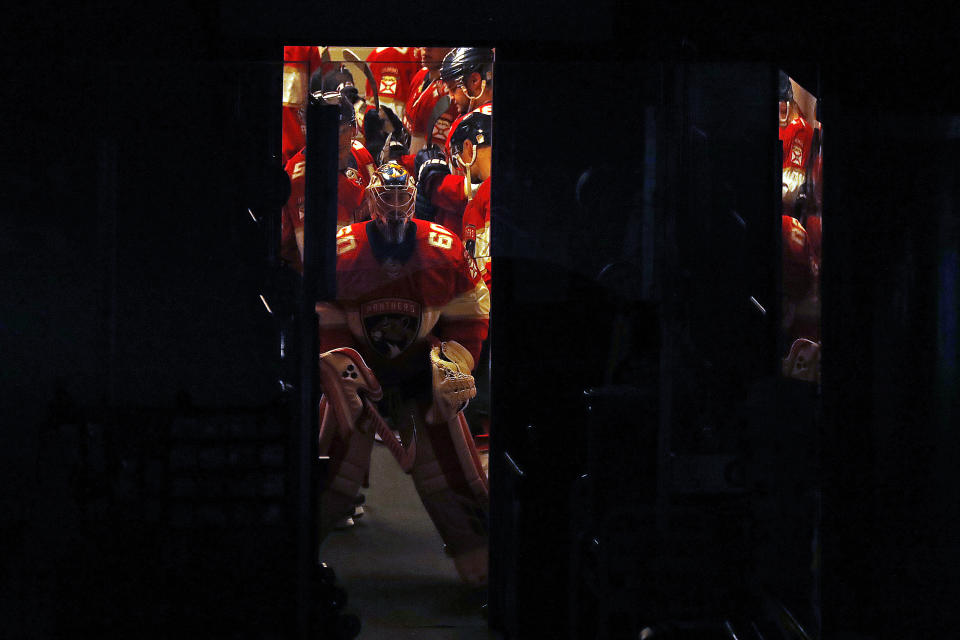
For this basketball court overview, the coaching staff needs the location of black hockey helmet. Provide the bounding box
[778,70,794,103]
[778,71,794,125]
[439,47,494,85]
[448,110,492,158]
[312,65,355,93]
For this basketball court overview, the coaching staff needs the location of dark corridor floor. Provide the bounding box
[320,441,501,639]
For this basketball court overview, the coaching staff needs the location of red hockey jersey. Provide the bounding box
[316,219,490,384]
[403,67,458,150]
[364,47,420,116]
[420,101,494,235]
[461,178,491,287]
[779,109,814,201]
[281,140,376,272]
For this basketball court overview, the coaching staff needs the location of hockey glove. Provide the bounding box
[378,132,410,164]
[338,85,361,109]
[414,146,450,221]
[364,105,410,161]
[363,107,387,159]
[378,105,405,137]
[425,340,476,425]
[415,146,448,182]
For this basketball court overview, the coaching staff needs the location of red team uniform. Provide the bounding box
[403,66,459,150]
[427,102,495,237]
[778,73,822,379]
[779,105,814,206]
[280,140,376,272]
[461,178,491,287]
[318,219,489,372]
[316,216,491,585]
[364,47,420,117]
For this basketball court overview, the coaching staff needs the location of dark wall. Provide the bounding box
[822,107,960,636]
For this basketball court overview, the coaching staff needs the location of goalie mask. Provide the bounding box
[366,162,417,243]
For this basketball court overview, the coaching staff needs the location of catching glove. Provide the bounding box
[425,340,476,424]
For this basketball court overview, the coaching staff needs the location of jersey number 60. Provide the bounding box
[428,223,454,250]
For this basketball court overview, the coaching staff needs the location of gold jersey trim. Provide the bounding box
[438,282,490,320]
[282,62,308,108]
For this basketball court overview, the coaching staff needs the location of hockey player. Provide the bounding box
[402,47,457,153]
[779,71,815,214]
[313,62,409,167]
[439,47,494,118]
[450,110,493,288]
[446,112,494,442]
[779,72,821,362]
[413,98,493,237]
[280,87,377,273]
[315,162,491,586]
[412,49,494,233]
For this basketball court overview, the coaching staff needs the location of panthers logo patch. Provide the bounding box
[361,298,422,359]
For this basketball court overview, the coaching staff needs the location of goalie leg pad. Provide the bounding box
[410,410,490,585]
[318,398,377,537]
[318,348,383,441]
[316,348,382,539]
[782,338,821,382]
